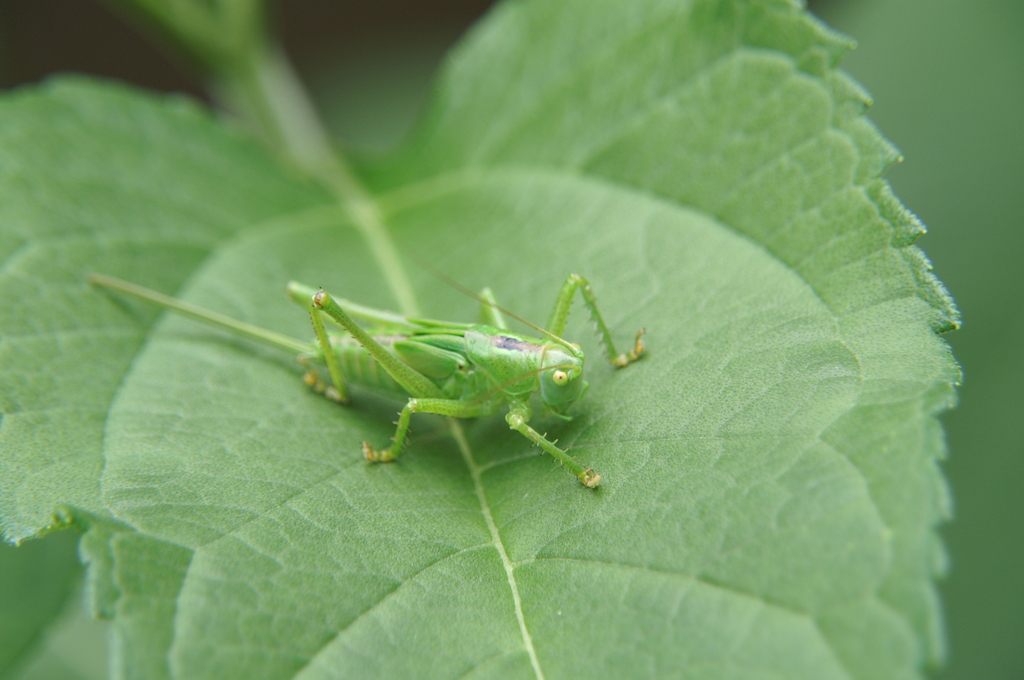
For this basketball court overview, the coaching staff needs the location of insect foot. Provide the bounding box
[301,368,348,404]
[302,369,324,391]
[613,328,647,367]
[580,468,602,488]
[363,442,398,462]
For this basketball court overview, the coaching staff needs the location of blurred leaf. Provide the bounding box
[8,579,109,680]
[0,532,80,676]
[0,1,957,678]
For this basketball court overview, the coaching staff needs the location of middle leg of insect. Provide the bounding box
[287,274,644,488]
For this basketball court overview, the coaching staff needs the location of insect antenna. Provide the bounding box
[88,273,312,355]
[404,253,578,352]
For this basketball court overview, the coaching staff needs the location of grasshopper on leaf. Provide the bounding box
[89,273,645,487]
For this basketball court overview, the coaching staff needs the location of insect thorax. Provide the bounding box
[463,325,550,398]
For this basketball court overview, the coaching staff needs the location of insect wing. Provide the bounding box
[393,337,467,379]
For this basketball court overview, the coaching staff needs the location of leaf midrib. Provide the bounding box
[449,419,545,680]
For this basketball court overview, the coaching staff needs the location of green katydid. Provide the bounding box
[88,272,645,487]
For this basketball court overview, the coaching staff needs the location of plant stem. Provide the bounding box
[215,38,421,317]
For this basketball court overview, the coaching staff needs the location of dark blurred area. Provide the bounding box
[0,1,1020,679]
[0,0,497,149]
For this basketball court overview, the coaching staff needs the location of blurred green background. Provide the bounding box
[1,0,1021,678]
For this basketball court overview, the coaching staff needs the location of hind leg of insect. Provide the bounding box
[546,274,646,367]
[287,282,447,400]
[289,284,477,461]
[298,293,350,404]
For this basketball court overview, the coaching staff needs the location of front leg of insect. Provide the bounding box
[547,273,646,368]
[505,400,602,488]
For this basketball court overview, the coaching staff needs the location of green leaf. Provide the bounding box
[0,1,957,679]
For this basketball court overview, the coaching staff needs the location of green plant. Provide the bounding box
[0,1,959,678]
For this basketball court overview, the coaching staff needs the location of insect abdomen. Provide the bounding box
[330,335,407,396]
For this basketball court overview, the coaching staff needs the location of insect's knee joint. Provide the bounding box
[506,412,525,429]
[312,289,327,308]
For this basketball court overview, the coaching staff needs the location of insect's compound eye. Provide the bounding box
[552,369,569,386]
